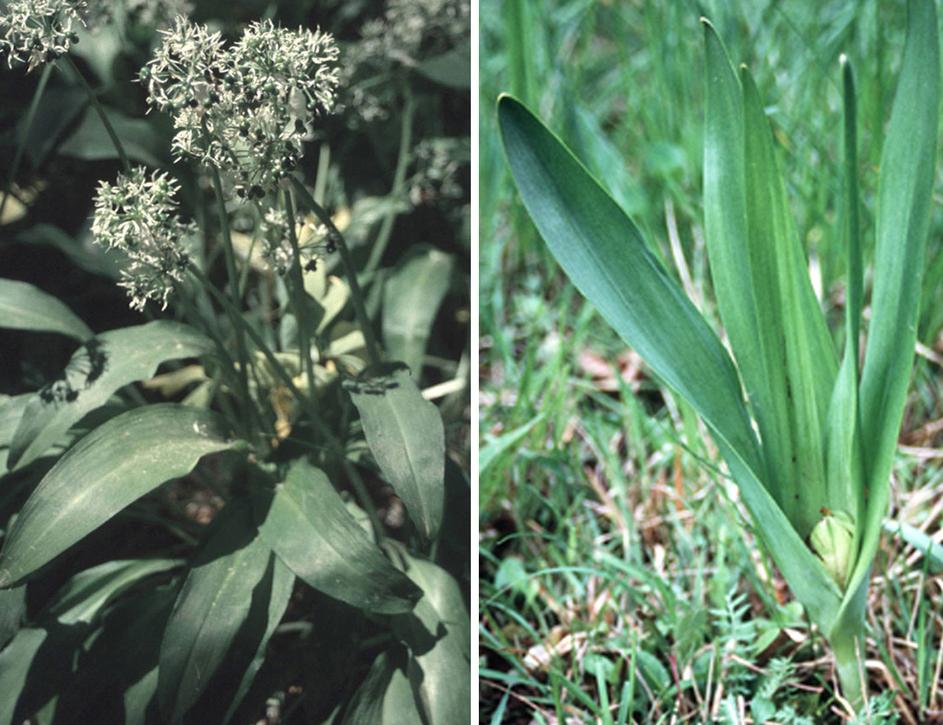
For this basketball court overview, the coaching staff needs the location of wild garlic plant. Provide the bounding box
[500,0,938,712]
[0,4,468,722]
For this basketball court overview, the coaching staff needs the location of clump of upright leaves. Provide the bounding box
[499,0,938,711]
[0,1,468,722]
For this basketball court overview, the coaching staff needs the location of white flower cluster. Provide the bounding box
[259,208,328,275]
[408,137,468,205]
[345,0,469,122]
[142,17,340,198]
[0,0,86,72]
[91,167,195,311]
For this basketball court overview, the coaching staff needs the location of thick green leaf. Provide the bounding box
[0,404,239,587]
[9,320,214,470]
[847,0,940,610]
[0,628,46,725]
[254,460,422,614]
[702,23,793,513]
[59,107,165,166]
[54,586,175,724]
[340,649,418,725]
[222,558,294,724]
[0,396,30,471]
[416,40,471,89]
[740,67,838,537]
[0,278,92,341]
[382,247,454,375]
[499,94,842,630]
[346,364,445,541]
[158,502,274,724]
[393,557,470,725]
[43,558,180,625]
[0,586,24,651]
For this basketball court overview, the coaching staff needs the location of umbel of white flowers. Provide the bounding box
[142,17,341,198]
[0,0,86,72]
[0,0,193,72]
[91,167,194,311]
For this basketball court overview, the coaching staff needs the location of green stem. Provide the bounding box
[833,633,866,713]
[289,178,382,365]
[365,87,415,274]
[0,62,53,221]
[61,55,130,173]
[209,167,253,439]
[283,189,317,396]
[191,264,386,541]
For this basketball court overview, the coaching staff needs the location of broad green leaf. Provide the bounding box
[158,502,275,724]
[254,460,422,614]
[702,23,790,510]
[54,586,175,724]
[498,94,842,630]
[844,0,940,622]
[393,557,471,725]
[15,87,86,167]
[0,629,46,725]
[346,364,446,541]
[222,558,294,724]
[14,224,119,279]
[8,320,214,470]
[0,278,92,341]
[0,396,30,471]
[0,404,240,587]
[340,650,416,725]
[416,40,471,88]
[0,586,24,651]
[382,246,454,376]
[740,67,838,538]
[59,107,165,166]
[43,558,181,625]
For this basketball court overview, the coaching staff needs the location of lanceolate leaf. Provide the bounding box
[254,460,422,614]
[838,0,939,636]
[0,278,92,341]
[740,66,837,538]
[346,364,446,541]
[43,558,181,625]
[382,247,454,376]
[222,558,294,725]
[9,320,214,470]
[393,557,471,725]
[158,502,275,724]
[0,404,240,588]
[498,94,842,630]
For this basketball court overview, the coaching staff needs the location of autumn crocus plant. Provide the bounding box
[499,0,938,711]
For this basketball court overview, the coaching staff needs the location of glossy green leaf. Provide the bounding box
[393,557,470,725]
[158,502,275,724]
[843,0,940,624]
[0,586,24,651]
[498,94,842,630]
[254,460,422,614]
[0,628,46,725]
[0,395,30,471]
[0,278,92,341]
[346,364,445,541]
[341,649,419,725]
[222,558,294,724]
[59,107,165,166]
[9,320,214,470]
[0,404,239,587]
[382,246,454,375]
[44,558,181,625]
[54,586,175,724]
[416,40,471,88]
